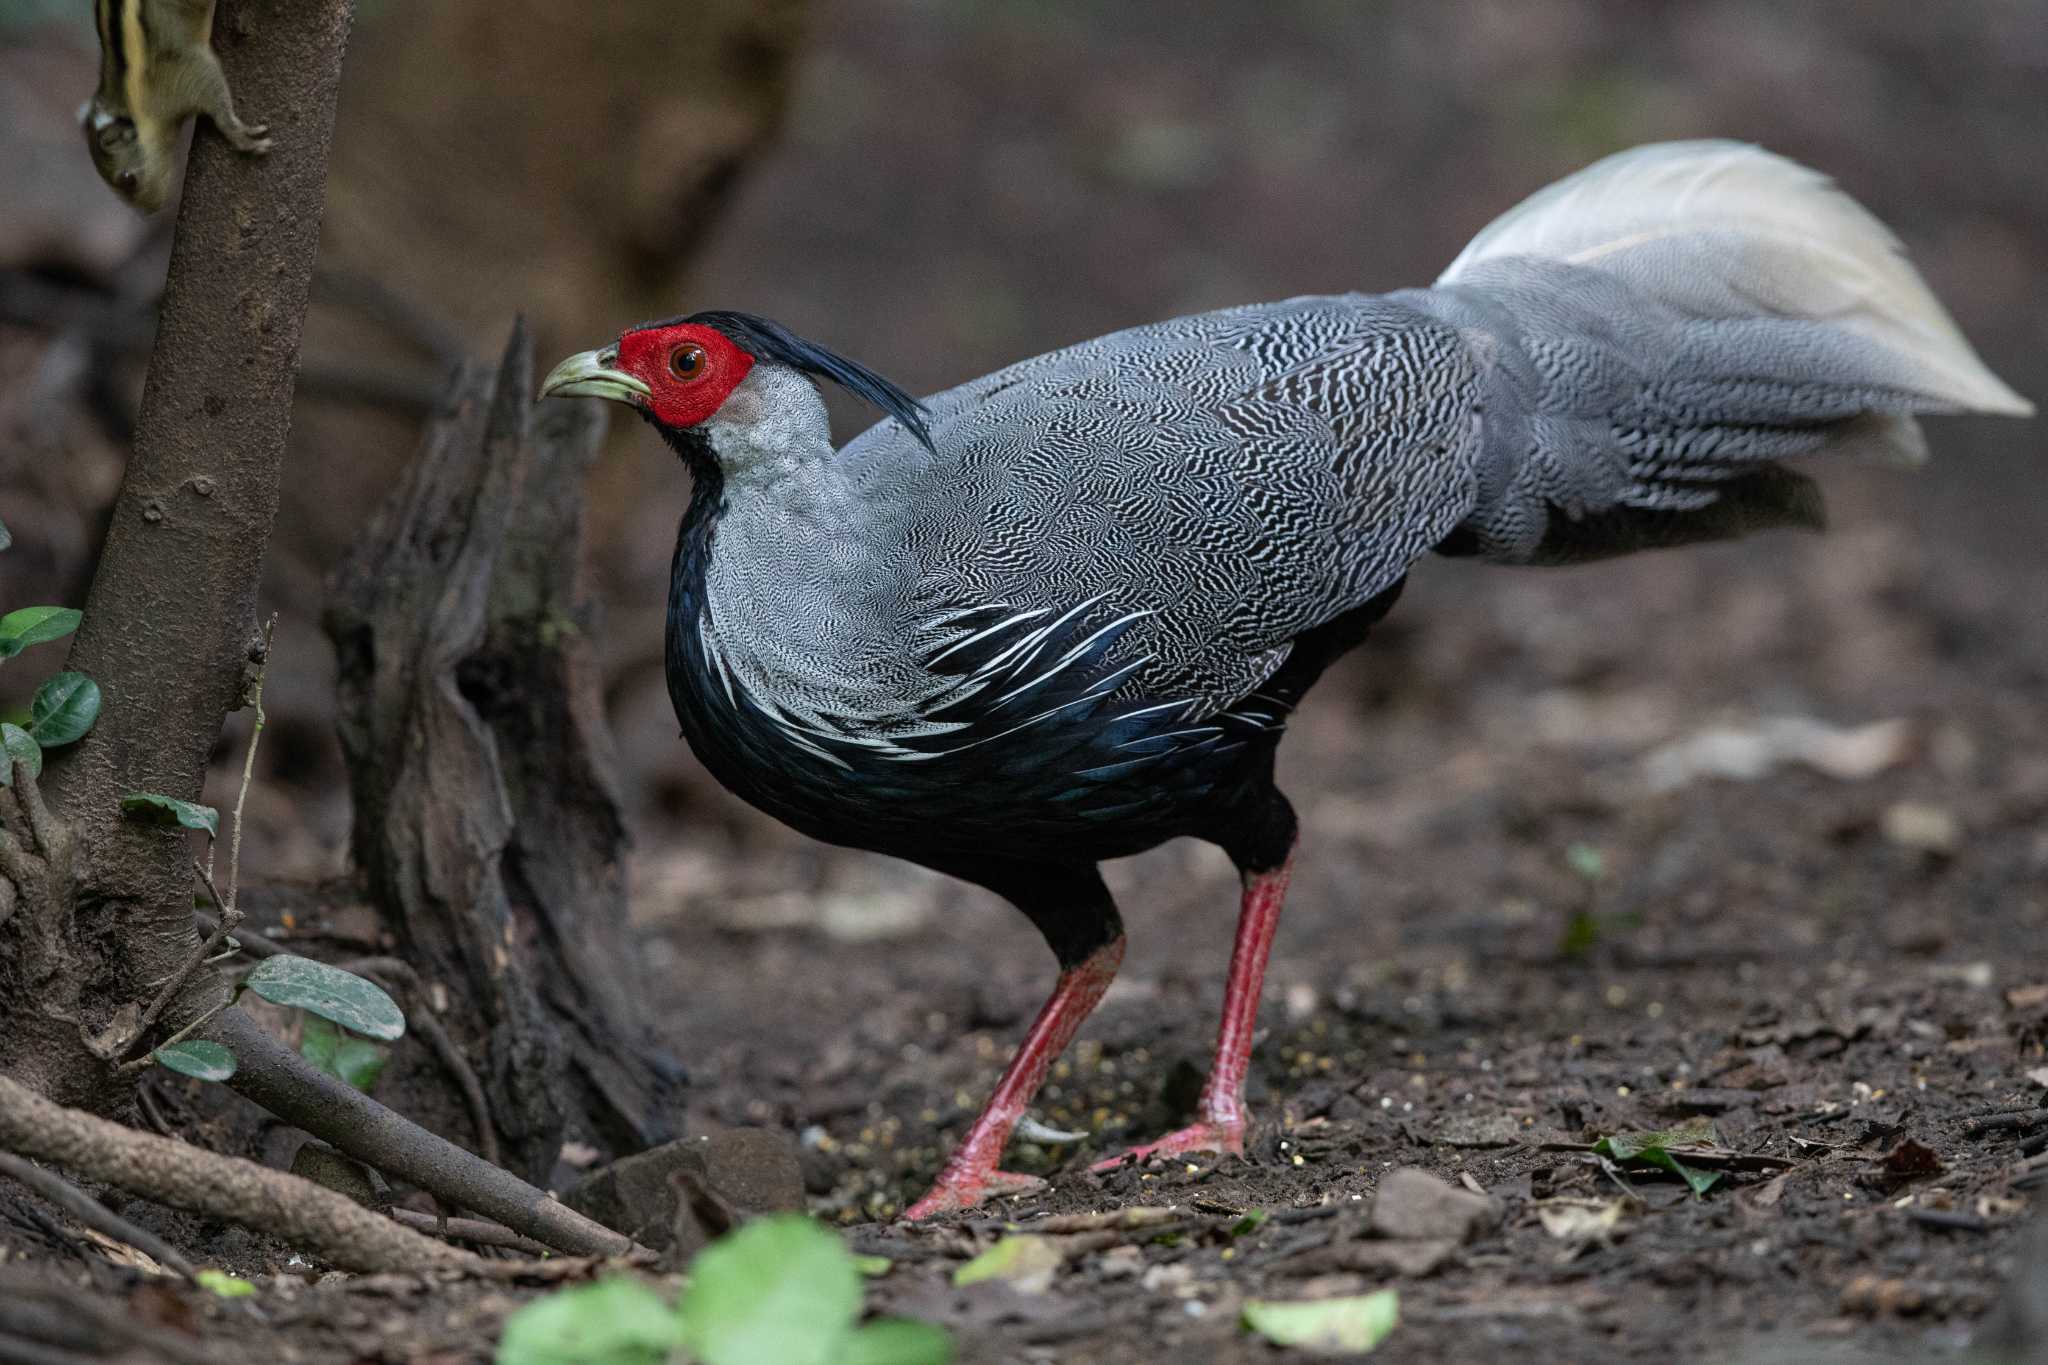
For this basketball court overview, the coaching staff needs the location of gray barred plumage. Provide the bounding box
[606,141,2030,817]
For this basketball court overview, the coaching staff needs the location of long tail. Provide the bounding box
[1413,140,2032,565]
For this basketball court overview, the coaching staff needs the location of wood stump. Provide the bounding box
[324,323,680,1182]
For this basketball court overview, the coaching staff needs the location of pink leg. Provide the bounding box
[1090,842,1295,1173]
[904,936,1125,1220]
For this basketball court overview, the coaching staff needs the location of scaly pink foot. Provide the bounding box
[903,1167,1046,1220]
[1089,1118,1246,1173]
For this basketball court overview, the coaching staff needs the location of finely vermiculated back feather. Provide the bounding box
[1439,140,2031,419]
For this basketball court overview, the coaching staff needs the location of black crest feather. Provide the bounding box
[675,310,935,454]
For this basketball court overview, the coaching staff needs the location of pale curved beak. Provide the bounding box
[539,347,650,406]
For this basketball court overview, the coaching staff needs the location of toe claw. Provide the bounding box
[903,1168,1045,1221]
[1088,1120,1246,1174]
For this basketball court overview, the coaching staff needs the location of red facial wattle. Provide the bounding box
[616,323,754,430]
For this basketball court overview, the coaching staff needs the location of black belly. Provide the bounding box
[663,579,1407,877]
[668,655,1282,871]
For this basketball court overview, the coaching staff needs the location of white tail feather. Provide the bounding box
[1439,141,2032,418]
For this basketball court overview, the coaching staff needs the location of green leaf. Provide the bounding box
[495,1276,680,1365]
[677,1214,861,1365]
[153,1040,237,1082]
[1242,1289,1400,1355]
[1565,841,1607,881]
[852,1254,893,1277]
[1592,1120,1726,1198]
[1228,1208,1269,1238]
[244,956,405,1042]
[120,793,220,837]
[841,1319,954,1365]
[195,1269,255,1298]
[29,671,99,746]
[951,1234,1064,1291]
[0,606,81,660]
[0,723,40,785]
[300,1014,390,1092]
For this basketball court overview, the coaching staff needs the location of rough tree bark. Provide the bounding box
[325,324,682,1183]
[6,0,358,1107]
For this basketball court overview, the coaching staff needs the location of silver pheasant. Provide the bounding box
[542,140,2031,1218]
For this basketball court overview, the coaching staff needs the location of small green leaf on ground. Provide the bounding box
[0,723,40,784]
[853,1254,893,1277]
[1243,1289,1399,1355]
[841,1319,954,1365]
[300,1014,390,1091]
[1228,1208,1270,1238]
[1593,1120,1725,1197]
[495,1276,681,1365]
[29,672,100,746]
[678,1214,864,1365]
[244,955,406,1041]
[154,1040,238,1082]
[120,792,220,837]
[1559,908,1600,959]
[951,1234,1065,1292]
[1565,841,1607,881]
[195,1269,255,1298]
[0,606,81,659]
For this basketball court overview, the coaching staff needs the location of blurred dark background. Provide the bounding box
[1,0,2042,908]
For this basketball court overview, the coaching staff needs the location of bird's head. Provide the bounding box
[540,311,933,473]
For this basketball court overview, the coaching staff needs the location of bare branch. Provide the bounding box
[223,614,278,916]
[206,1008,635,1258]
[342,956,503,1169]
[389,1207,550,1256]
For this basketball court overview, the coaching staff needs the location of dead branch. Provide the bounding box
[0,1151,196,1279]
[0,1074,477,1274]
[341,956,502,1168]
[389,1207,550,1256]
[206,1009,635,1258]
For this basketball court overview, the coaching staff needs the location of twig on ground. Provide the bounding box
[206,1008,634,1258]
[389,1207,549,1256]
[134,1082,174,1137]
[0,1151,196,1279]
[0,1269,214,1365]
[1965,1109,2048,1139]
[342,956,503,1169]
[0,1074,478,1273]
[1904,1206,1992,1233]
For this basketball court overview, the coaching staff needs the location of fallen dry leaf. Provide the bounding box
[952,1235,1065,1294]
[1640,716,1911,793]
[1881,801,1961,854]
[1535,1198,1630,1249]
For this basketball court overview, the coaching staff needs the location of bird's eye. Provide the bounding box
[669,344,708,381]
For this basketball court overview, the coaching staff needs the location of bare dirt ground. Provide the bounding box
[5,3,2046,1362]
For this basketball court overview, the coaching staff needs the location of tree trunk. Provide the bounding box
[10,0,357,1108]
[324,324,680,1183]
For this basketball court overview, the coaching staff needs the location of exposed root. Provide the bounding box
[0,1074,479,1274]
